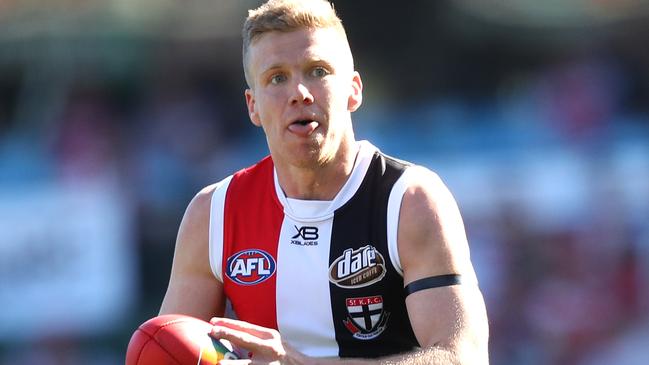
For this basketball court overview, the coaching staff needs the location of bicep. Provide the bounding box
[397,167,488,357]
[398,167,475,285]
[160,269,225,320]
[405,284,488,356]
[159,186,226,321]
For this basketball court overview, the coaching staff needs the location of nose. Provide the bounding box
[290,83,314,106]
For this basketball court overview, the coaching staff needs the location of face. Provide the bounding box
[244,27,363,169]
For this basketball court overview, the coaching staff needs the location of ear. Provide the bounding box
[347,71,363,112]
[245,88,262,127]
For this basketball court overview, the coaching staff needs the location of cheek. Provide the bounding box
[328,79,352,106]
[264,88,289,107]
[313,82,337,107]
[255,94,279,122]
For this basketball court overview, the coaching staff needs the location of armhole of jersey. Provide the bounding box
[386,166,415,276]
[208,175,233,283]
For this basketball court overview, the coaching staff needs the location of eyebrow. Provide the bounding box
[262,63,284,73]
[259,58,336,79]
[258,64,285,82]
[310,58,335,71]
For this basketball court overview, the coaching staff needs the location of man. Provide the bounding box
[160,0,489,363]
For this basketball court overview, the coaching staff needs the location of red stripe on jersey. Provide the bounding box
[222,156,283,330]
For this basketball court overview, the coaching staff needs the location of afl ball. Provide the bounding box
[126,314,240,365]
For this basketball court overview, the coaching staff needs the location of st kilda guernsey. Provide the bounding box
[209,141,422,358]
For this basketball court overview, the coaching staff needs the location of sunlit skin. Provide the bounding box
[160,21,489,365]
[244,27,363,200]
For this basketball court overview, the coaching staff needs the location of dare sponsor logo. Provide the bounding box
[329,245,386,289]
[226,249,276,286]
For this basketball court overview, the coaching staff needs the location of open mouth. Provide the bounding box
[288,119,319,136]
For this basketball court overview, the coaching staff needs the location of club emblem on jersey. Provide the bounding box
[343,295,390,340]
[329,245,386,288]
[225,249,276,286]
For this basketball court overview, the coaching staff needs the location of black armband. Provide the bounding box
[404,274,462,296]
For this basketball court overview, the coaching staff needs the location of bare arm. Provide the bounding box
[376,166,489,364]
[215,167,489,365]
[159,184,226,321]
[319,167,489,364]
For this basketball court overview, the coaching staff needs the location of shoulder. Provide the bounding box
[183,183,220,227]
[181,155,272,234]
[397,165,476,283]
[399,166,460,247]
[400,166,454,214]
[394,164,453,222]
[176,175,235,254]
[175,184,220,255]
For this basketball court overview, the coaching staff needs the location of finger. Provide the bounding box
[211,318,277,339]
[211,326,268,347]
[211,317,270,333]
[211,326,285,359]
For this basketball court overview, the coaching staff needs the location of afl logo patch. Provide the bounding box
[226,249,276,286]
[329,245,386,288]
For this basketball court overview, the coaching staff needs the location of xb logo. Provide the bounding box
[290,226,319,246]
[292,226,319,240]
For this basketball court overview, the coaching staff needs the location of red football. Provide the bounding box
[126,314,240,365]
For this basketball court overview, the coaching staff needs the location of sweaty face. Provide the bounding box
[245,27,363,169]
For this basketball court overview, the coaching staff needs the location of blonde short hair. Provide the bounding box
[242,0,348,86]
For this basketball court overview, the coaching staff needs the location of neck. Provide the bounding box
[275,140,359,200]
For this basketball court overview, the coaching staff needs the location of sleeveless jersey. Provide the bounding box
[208,141,422,358]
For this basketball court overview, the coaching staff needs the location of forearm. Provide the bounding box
[309,346,481,365]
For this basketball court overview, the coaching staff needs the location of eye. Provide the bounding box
[310,67,329,78]
[270,74,287,85]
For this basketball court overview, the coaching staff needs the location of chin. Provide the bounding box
[290,152,324,169]
[289,145,333,169]
[275,135,337,168]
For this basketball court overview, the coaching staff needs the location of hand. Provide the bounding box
[210,318,307,365]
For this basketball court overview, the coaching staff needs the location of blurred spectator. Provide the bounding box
[1,1,648,364]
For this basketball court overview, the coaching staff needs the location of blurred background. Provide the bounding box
[1,0,648,364]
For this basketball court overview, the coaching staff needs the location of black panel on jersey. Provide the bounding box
[329,152,418,358]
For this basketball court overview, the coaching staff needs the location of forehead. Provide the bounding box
[248,27,352,75]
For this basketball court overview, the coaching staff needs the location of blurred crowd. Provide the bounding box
[1,1,649,364]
